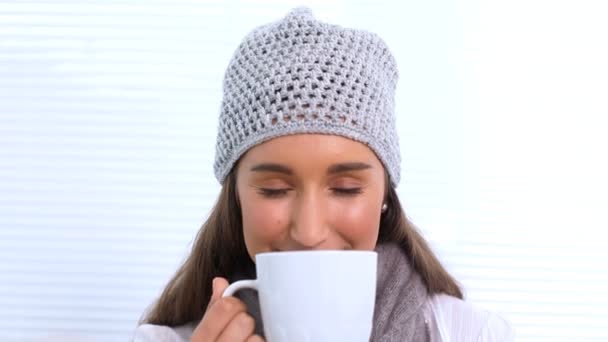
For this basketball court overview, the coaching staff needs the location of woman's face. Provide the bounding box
[236,134,387,259]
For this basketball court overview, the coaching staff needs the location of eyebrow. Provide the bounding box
[327,162,372,174]
[249,162,372,175]
[250,163,293,174]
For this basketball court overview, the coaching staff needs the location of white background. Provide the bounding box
[1,0,607,341]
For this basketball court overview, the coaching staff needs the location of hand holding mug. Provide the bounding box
[190,277,265,342]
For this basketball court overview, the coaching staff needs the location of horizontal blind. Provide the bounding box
[1,1,607,341]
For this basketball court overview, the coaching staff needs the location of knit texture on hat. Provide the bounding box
[214,7,401,186]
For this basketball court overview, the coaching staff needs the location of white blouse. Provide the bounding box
[132,294,514,342]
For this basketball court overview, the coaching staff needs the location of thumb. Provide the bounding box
[208,277,230,308]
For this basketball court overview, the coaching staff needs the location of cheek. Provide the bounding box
[240,194,289,253]
[331,200,381,250]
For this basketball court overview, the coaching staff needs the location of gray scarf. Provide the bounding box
[233,243,429,341]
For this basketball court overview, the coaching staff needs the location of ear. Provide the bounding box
[383,169,391,200]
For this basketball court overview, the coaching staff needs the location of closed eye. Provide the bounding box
[331,188,363,196]
[258,187,362,198]
[258,188,290,198]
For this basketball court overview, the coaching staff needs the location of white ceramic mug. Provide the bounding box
[223,250,377,342]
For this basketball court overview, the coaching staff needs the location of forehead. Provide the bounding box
[238,134,384,170]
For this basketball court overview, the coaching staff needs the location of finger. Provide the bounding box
[192,296,248,341]
[207,277,230,309]
[246,334,266,342]
[216,311,256,342]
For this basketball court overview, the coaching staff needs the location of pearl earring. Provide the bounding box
[381,203,388,212]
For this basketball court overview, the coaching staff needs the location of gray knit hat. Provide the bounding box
[214,7,401,186]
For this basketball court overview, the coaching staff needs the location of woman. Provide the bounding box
[134,7,513,342]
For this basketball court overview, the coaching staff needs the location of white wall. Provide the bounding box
[1,0,606,341]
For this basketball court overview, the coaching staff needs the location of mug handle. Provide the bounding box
[222,279,258,297]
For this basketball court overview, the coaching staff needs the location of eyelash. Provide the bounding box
[333,188,363,195]
[258,188,362,198]
[258,189,287,198]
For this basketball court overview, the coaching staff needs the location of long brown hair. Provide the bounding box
[141,169,463,326]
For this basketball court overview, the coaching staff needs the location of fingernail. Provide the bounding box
[212,277,218,294]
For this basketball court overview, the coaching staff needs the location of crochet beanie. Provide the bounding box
[213,7,401,186]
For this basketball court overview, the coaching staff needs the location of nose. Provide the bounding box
[289,190,329,248]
